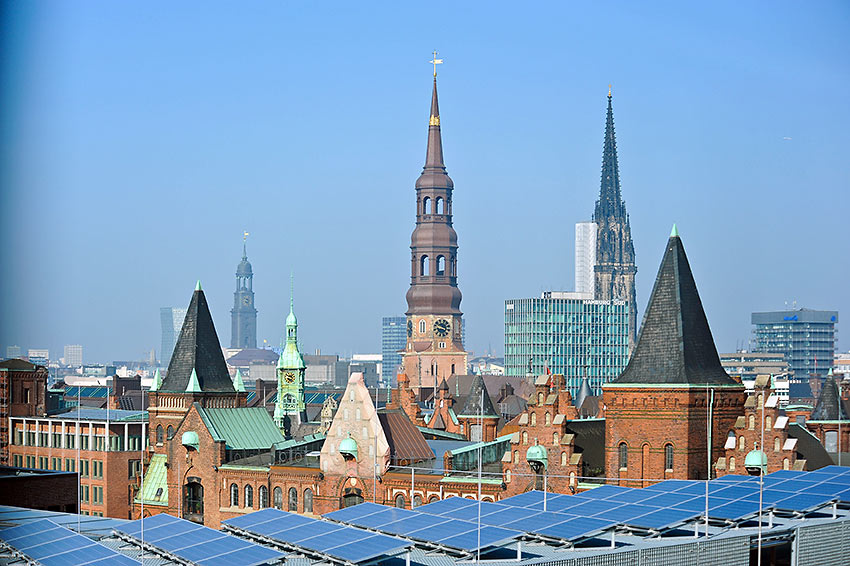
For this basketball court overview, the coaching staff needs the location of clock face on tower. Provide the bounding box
[407,320,413,337]
[434,319,450,337]
[283,371,297,384]
[242,296,251,306]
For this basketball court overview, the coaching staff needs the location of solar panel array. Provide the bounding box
[116,512,284,566]
[0,518,139,566]
[223,507,412,564]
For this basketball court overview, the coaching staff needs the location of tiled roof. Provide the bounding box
[196,406,285,451]
[378,410,434,463]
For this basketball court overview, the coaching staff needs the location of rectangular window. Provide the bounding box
[128,460,141,479]
[14,430,23,445]
[38,457,48,469]
[81,485,89,503]
[93,460,103,479]
[81,435,89,450]
[65,434,75,449]
[93,486,103,505]
[53,433,62,448]
[94,436,105,451]
[65,458,76,472]
[13,455,22,467]
[81,459,89,478]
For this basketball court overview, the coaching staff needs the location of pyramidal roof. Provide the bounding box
[810,377,850,421]
[613,229,737,386]
[458,374,499,418]
[160,286,236,393]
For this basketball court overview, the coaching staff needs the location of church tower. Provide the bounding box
[274,279,307,430]
[593,90,638,348]
[230,234,257,349]
[401,61,468,391]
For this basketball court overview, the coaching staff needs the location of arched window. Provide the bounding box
[749,415,755,430]
[513,450,519,463]
[304,488,313,513]
[522,432,528,444]
[766,416,772,430]
[156,425,164,444]
[422,197,431,215]
[395,494,406,509]
[538,393,544,404]
[419,320,426,334]
[530,413,537,426]
[273,487,283,509]
[420,256,429,276]
[435,197,444,214]
[664,444,674,471]
[618,443,628,470]
[545,412,551,425]
[413,494,422,508]
[729,457,736,472]
[783,458,790,470]
[505,469,511,483]
[738,436,746,451]
[244,485,253,508]
[166,426,174,440]
[561,451,567,466]
[570,472,576,487]
[436,255,446,276]
[229,483,239,507]
[774,437,781,452]
[183,481,203,522]
[288,487,297,511]
[259,486,268,508]
[553,432,559,445]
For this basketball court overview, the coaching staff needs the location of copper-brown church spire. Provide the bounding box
[401,55,467,391]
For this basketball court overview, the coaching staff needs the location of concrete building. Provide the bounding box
[752,308,838,380]
[381,316,407,385]
[159,306,187,367]
[720,351,788,381]
[27,349,49,367]
[5,345,22,359]
[504,292,630,396]
[63,344,83,367]
[574,221,597,296]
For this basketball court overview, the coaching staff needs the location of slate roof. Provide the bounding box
[378,409,434,463]
[160,286,235,393]
[0,359,41,370]
[196,405,286,451]
[809,377,850,421]
[457,374,499,418]
[787,423,834,469]
[613,231,738,386]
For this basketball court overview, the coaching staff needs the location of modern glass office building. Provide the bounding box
[752,308,838,379]
[505,292,630,395]
[160,307,187,367]
[381,316,407,386]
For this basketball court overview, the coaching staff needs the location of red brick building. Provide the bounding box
[1,359,48,465]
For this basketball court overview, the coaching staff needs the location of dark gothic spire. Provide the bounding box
[810,377,850,421]
[595,91,625,220]
[161,282,236,393]
[458,374,499,418]
[613,227,737,386]
[416,77,453,189]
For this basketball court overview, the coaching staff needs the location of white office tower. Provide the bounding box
[575,221,597,296]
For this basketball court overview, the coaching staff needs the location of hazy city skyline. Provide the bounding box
[2,2,848,362]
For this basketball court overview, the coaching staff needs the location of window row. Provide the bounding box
[12,430,143,451]
[418,255,455,277]
[420,196,448,216]
[617,442,675,471]
[229,484,314,514]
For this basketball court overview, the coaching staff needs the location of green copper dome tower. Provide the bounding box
[274,275,307,430]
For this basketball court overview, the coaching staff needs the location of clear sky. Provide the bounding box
[2,1,848,363]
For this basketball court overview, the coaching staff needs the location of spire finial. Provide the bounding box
[195,280,202,291]
[670,223,679,238]
[429,50,443,78]
[608,83,612,98]
[242,230,249,259]
[289,271,294,313]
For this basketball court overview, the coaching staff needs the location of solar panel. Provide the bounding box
[604,489,664,504]
[445,501,507,521]
[224,507,288,529]
[323,502,388,523]
[414,496,478,515]
[644,479,700,492]
[382,514,452,536]
[323,534,412,564]
[351,507,417,529]
[629,508,701,530]
[498,490,545,507]
[0,519,139,566]
[536,516,616,541]
[563,499,624,516]
[579,485,635,499]
[639,492,699,508]
[708,499,764,521]
[773,493,836,512]
[117,513,283,566]
[600,503,661,523]
[712,485,761,500]
[438,525,518,551]
[502,511,576,533]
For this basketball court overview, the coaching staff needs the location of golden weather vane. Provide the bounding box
[429,50,443,77]
[243,230,249,242]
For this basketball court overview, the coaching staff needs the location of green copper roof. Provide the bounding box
[185,368,201,392]
[278,286,306,370]
[526,444,548,466]
[744,449,767,473]
[150,368,162,392]
[134,453,168,507]
[339,434,358,459]
[670,223,679,238]
[196,406,286,450]
[181,430,199,450]
[233,368,246,392]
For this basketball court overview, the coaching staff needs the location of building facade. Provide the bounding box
[1,359,48,465]
[159,307,187,367]
[230,240,258,349]
[574,221,597,296]
[592,92,638,348]
[752,309,838,379]
[504,292,630,395]
[63,345,83,367]
[401,72,467,390]
[381,316,407,386]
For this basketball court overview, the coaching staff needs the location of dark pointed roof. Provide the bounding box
[612,230,737,386]
[810,377,850,421]
[415,77,453,190]
[458,374,499,417]
[438,377,449,393]
[575,376,593,409]
[594,92,625,220]
[236,242,252,276]
[160,286,236,393]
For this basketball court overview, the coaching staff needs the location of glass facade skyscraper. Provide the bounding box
[381,316,407,386]
[505,293,630,395]
[160,307,187,367]
[752,309,838,379]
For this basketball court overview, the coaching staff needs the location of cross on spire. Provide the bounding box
[429,50,443,77]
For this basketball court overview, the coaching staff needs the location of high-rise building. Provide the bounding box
[504,292,630,395]
[401,69,468,390]
[231,237,257,349]
[5,345,22,359]
[752,309,838,380]
[63,344,83,367]
[160,307,187,367]
[27,349,49,367]
[574,221,597,296]
[381,316,407,385]
[593,91,638,347]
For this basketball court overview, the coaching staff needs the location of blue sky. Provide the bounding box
[2,1,848,362]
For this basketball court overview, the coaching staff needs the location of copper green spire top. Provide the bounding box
[150,368,162,392]
[670,223,679,238]
[195,280,202,291]
[233,368,245,393]
[185,368,201,393]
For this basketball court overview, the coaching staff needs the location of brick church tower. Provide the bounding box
[603,227,745,486]
[230,236,257,349]
[593,91,638,348]
[401,67,467,390]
